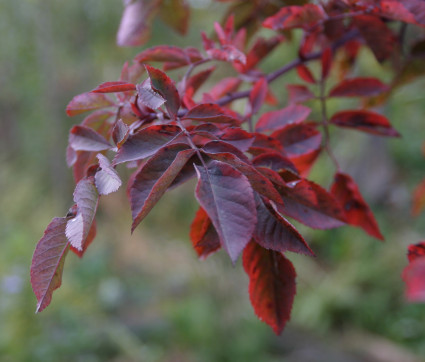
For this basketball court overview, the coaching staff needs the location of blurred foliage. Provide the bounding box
[1,1,425,361]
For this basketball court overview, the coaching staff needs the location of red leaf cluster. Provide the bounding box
[31,0,425,335]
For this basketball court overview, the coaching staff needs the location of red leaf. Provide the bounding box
[130,144,195,232]
[329,78,389,97]
[407,242,425,263]
[190,207,221,259]
[195,160,257,263]
[31,217,70,313]
[254,196,314,256]
[243,241,296,335]
[256,105,311,132]
[207,45,247,65]
[69,126,112,152]
[95,154,122,195]
[112,119,130,148]
[277,179,346,229]
[412,178,425,216]
[321,47,332,80]
[248,133,283,156]
[289,148,322,177]
[186,66,216,94]
[379,1,417,24]
[66,93,114,116]
[116,0,160,47]
[331,172,383,240]
[403,257,425,302]
[330,110,400,137]
[182,103,238,124]
[202,141,283,205]
[252,152,299,178]
[158,0,190,35]
[208,77,242,100]
[286,84,315,104]
[271,123,322,157]
[91,81,136,93]
[145,65,180,117]
[113,124,182,165]
[65,178,99,251]
[353,15,396,63]
[219,128,255,152]
[263,4,326,31]
[249,78,268,115]
[244,35,283,71]
[296,64,316,84]
[135,45,190,64]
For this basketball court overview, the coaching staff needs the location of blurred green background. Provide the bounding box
[1,1,425,361]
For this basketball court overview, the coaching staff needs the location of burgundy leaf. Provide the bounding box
[248,133,283,156]
[256,105,311,132]
[321,47,332,80]
[208,77,241,100]
[207,45,247,65]
[91,81,136,93]
[254,196,314,256]
[403,257,425,302]
[271,123,322,157]
[407,242,425,263]
[113,124,181,165]
[353,15,396,63]
[286,84,315,104]
[31,217,70,313]
[252,152,299,178]
[95,154,122,195]
[66,93,114,116]
[243,241,296,335]
[69,126,112,152]
[277,179,346,229]
[329,78,389,97]
[182,103,237,124]
[145,65,180,117]
[66,178,99,251]
[116,0,160,47]
[296,65,316,84]
[195,160,257,263]
[331,172,383,240]
[190,207,221,259]
[112,119,130,148]
[202,141,283,205]
[219,128,255,152]
[135,45,189,64]
[136,80,166,110]
[244,35,283,71]
[130,144,195,232]
[330,110,400,137]
[249,78,268,115]
[262,4,326,31]
[186,66,216,94]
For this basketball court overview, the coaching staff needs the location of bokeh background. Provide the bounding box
[1,1,425,361]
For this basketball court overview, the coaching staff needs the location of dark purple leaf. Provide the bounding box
[256,105,311,132]
[276,179,346,229]
[66,93,114,116]
[91,81,136,93]
[113,124,182,165]
[69,126,112,152]
[195,160,257,263]
[130,144,195,231]
[31,217,70,313]
[182,103,238,124]
[329,78,389,97]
